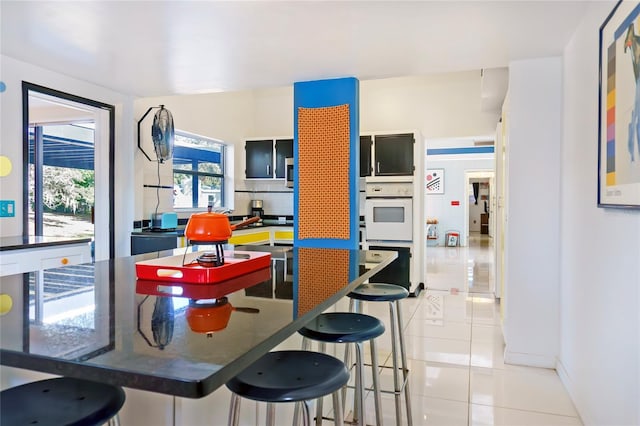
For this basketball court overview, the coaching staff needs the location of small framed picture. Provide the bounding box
[426,169,444,194]
[447,234,458,247]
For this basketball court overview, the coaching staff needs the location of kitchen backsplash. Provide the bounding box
[234,179,293,216]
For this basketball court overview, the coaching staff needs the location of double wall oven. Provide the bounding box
[364,181,416,292]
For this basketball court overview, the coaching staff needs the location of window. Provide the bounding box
[173,131,225,209]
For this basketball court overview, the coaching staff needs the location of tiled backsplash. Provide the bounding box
[234,179,294,216]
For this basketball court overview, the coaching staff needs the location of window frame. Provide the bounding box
[172,130,226,210]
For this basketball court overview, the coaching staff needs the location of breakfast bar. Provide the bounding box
[0,245,396,399]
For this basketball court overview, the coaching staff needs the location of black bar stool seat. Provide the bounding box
[226,350,349,425]
[348,283,409,302]
[226,350,349,402]
[0,377,126,426]
[298,312,385,344]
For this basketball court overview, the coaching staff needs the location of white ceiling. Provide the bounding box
[1,1,588,98]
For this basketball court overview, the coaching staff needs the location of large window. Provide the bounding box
[173,132,225,209]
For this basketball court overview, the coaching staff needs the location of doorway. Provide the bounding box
[22,82,115,260]
[464,171,495,242]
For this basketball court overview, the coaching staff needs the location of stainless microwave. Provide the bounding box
[285,158,293,188]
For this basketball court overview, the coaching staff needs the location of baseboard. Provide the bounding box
[556,360,587,425]
[503,349,557,368]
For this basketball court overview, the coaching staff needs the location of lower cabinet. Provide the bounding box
[131,234,178,255]
[228,230,271,245]
[228,227,293,246]
[367,245,411,290]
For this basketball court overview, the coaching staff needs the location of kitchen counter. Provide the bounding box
[0,235,92,251]
[0,236,93,277]
[0,245,395,398]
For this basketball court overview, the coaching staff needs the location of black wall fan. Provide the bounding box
[137,105,175,163]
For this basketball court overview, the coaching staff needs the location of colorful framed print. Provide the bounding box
[426,168,444,194]
[598,0,640,208]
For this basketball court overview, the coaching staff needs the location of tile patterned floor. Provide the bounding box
[224,233,582,425]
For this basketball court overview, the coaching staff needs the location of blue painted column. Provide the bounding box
[293,77,359,249]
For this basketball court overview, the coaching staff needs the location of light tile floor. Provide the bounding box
[222,234,583,425]
[362,234,581,425]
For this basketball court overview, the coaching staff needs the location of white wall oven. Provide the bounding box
[365,182,413,241]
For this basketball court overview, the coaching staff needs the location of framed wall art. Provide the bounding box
[426,168,444,194]
[598,0,640,209]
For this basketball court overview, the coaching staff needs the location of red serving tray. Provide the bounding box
[135,250,271,284]
[136,266,272,300]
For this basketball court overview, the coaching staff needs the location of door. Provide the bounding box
[23,83,115,260]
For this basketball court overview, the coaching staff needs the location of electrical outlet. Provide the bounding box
[0,200,15,217]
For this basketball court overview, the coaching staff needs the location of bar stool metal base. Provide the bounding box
[348,283,413,426]
[299,312,386,426]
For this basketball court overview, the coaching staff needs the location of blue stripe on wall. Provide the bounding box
[427,146,495,155]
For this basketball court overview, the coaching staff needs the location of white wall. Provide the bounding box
[502,56,563,368]
[0,55,135,258]
[135,72,500,220]
[360,72,499,138]
[559,2,639,424]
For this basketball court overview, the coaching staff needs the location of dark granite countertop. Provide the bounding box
[0,236,92,252]
[0,245,396,398]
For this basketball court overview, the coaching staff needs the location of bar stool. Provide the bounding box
[348,283,412,426]
[0,377,126,426]
[226,350,349,426]
[298,312,385,426]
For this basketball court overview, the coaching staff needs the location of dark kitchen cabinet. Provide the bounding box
[374,133,414,176]
[131,233,177,255]
[245,140,274,178]
[360,135,372,177]
[367,245,411,290]
[275,139,293,179]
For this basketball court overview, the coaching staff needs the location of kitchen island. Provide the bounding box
[0,245,395,399]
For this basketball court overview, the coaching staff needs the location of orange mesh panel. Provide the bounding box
[297,248,350,316]
[298,105,350,240]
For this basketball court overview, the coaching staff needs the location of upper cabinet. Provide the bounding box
[245,138,293,180]
[245,140,274,178]
[360,136,373,177]
[361,132,415,177]
[274,139,293,179]
[374,133,415,176]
